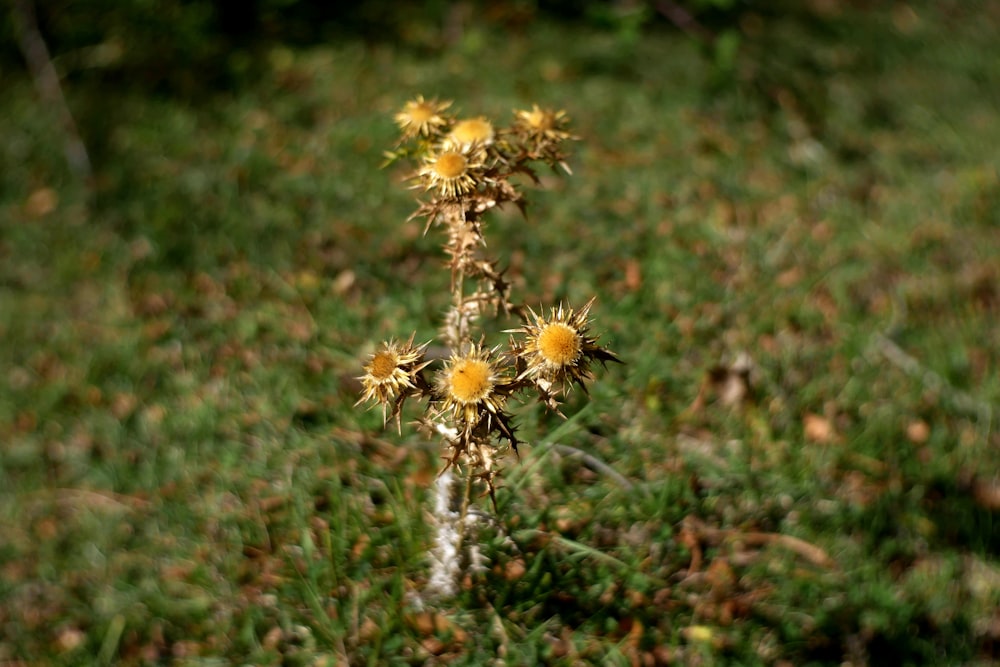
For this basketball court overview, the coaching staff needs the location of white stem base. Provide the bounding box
[426,467,462,599]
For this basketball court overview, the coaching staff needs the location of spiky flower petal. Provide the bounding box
[511,298,620,396]
[448,117,495,148]
[357,336,430,427]
[417,142,487,199]
[513,105,573,144]
[436,343,516,443]
[395,96,452,139]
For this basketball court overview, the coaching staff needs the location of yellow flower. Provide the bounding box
[512,298,620,393]
[448,117,495,147]
[536,322,581,366]
[436,344,512,436]
[357,336,430,425]
[513,105,572,143]
[395,96,451,139]
[418,143,486,199]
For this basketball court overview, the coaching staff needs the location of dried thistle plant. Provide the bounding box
[358,96,620,598]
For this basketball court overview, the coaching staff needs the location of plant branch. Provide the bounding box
[653,0,714,43]
[11,0,93,185]
[551,443,636,491]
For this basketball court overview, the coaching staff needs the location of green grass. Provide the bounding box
[2,4,999,664]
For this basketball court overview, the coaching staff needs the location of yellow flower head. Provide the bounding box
[418,143,486,199]
[536,321,582,366]
[513,105,572,143]
[357,336,430,425]
[436,344,510,434]
[448,117,495,147]
[512,298,619,393]
[395,96,451,139]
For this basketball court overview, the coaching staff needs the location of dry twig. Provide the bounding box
[11,0,93,185]
[683,516,835,569]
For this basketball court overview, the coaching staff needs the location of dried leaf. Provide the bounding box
[972,477,1000,511]
[405,611,469,644]
[504,558,526,581]
[24,187,58,217]
[803,413,836,444]
[624,258,642,291]
[906,419,930,444]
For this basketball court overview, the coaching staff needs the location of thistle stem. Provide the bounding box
[447,222,473,593]
[425,461,480,599]
[453,461,474,562]
[427,467,461,598]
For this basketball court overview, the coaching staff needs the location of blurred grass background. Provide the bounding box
[2,1,999,664]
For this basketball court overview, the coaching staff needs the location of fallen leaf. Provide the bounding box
[777,266,804,287]
[332,270,356,295]
[706,557,737,597]
[111,392,138,419]
[504,558,526,581]
[906,420,930,444]
[351,534,370,559]
[624,258,642,291]
[262,626,283,650]
[25,187,58,217]
[405,611,469,644]
[972,477,1000,511]
[358,617,380,642]
[686,352,754,413]
[56,627,85,653]
[803,413,836,444]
